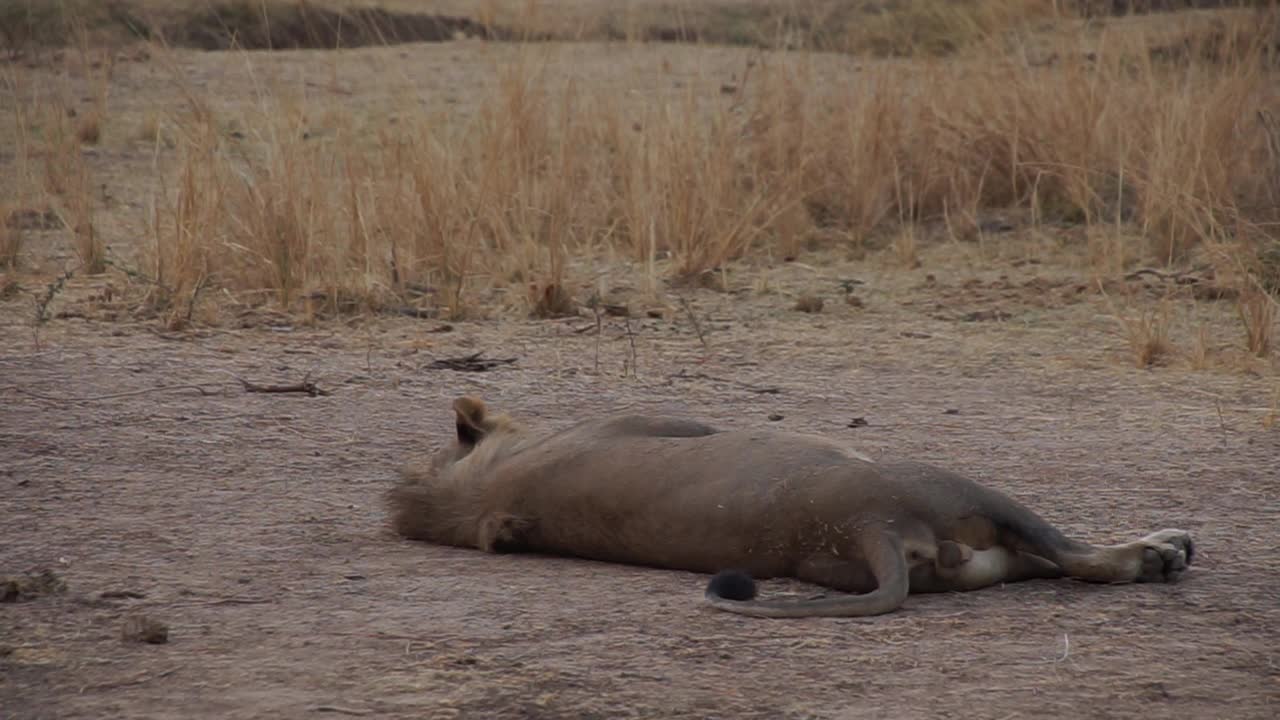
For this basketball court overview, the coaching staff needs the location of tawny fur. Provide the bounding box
[387,396,1195,619]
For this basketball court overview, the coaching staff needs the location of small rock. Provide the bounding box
[944,408,960,415]
[794,295,824,313]
[845,295,864,308]
[768,413,784,422]
[122,614,169,644]
[848,417,869,428]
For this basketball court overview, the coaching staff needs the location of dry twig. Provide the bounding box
[623,316,638,378]
[232,372,331,397]
[78,666,181,693]
[678,294,710,354]
[312,706,371,716]
[426,352,517,372]
[1,384,220,403]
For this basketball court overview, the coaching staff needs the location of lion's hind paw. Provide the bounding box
[1136,529,1194,583]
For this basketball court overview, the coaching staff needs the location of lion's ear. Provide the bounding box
[453,396,489,448]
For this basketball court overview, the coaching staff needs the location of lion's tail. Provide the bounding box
[702,530,909,619]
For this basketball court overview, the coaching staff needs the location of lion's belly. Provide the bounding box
[504,432,886,577]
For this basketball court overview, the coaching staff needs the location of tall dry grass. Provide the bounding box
[0,203,18,269]
[10,4,1274,325]
[1237,290,1277,355]
[3,24,114,277]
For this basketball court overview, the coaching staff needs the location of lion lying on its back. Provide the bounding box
[387,396,1194,618]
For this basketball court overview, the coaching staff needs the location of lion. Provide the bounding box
[387,396,1195,618]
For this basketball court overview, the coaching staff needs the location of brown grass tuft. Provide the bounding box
[1124,305,1172,368]
[891,224,922,269]
[1104,287,1174,368]
[1189,322,1213,371]
[793,294,824,313]
[75,111,101,145]
[0,204,19,269]
[529,282,577,319]
[1237,289,1276,357]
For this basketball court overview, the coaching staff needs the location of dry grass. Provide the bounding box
[1237,289,1277,356]
[0,203,19,269]
[1190,322,1214,370]
[23,0,1061,55]
[1116,298,1174,368]
[75,110,101,145]
[3,3,1279,331]
[843,0,1057,57]
[26,101,106,275]
[890,224,922,269]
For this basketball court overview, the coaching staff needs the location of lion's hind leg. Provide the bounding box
[1051,529,1194,584]
[1001,521,1194,585]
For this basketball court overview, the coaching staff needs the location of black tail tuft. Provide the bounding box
[706,569,758,601]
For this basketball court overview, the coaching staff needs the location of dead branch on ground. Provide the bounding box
[1,384,221,403]
[232,372,331,397]
[426,352,517,372]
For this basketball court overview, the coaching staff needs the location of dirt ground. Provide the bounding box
[2,26,1279,720]
[3,250,1279,718]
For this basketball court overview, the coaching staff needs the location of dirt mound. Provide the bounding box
[170,1,517,51]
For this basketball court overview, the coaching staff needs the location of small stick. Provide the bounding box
[170,597,274,607]
[593,303,602,373]
[1,384,221,403]
[678,294,710,354]
[78,666,180,693]
[183,273,208,327]
[233,372,331,397]
[312,706,371,716]
[623,315,638,378]
[1214,399,1229,443]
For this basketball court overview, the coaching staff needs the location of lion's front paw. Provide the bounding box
[1136,529,1194,583]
